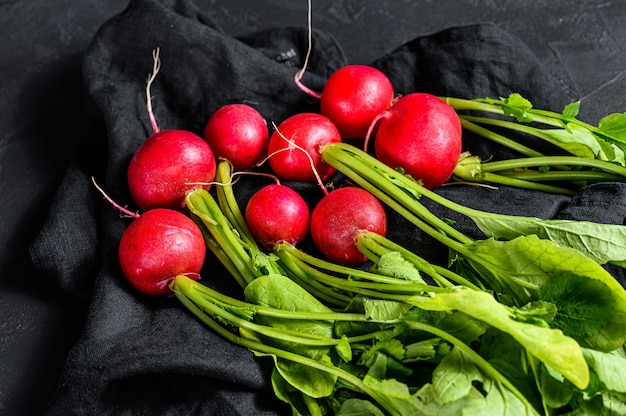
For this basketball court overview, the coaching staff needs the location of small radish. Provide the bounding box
[245,182,310,250]
[118,208,206,296]
[92,177,205,296]
[128,48,216,211]
[370,93,462,189]
[310,186,387,266]
[293,1,394,139]
[267,113,341,182]
[203,104,269,171]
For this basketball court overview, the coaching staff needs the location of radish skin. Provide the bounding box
[203,104,269,171]
[118,208,206,296]
[245,184,310,250]
[373,93,462,189]
[320,65,395,139]
[267,113,341,182]
[310,187,387,266]
[127,129,216,211]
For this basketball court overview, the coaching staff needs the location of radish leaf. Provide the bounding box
[470,215,626,266]
[583,347,626,394]
[432,346,483,404]
[598,112,626,144]
[535,273,614,340]
[462,235,626,351]
[411,286,589,390]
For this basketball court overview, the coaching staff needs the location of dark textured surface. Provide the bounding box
[1,0,625,415]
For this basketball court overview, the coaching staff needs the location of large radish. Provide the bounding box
[118,208,206,296]
[92,178,206,296]
[372,93,462,189]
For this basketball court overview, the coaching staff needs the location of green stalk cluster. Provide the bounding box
[174,159,626,415]
[442,94,626,194]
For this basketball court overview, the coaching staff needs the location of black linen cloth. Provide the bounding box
[30,0,626,414]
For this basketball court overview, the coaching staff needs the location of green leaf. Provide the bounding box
[598,112,626,144]
[336,336,352,363]
[363,376,424,414]
[562,101,581,119]
[514,300,557,326]
[527,354,575,410]
[274,354,337,398]
[250,248,282,276]
[437,312,489,345]
[536,273,615,340]
[569,392,626,415]
[479,329,542,410]
[583,347,626,394]
[371,251,424,283]
[270,368,309,415]
[255,349,338,401]
[470,215,626,266]
[541,127,603,160]
[409,286,590,390]
[463,235,626,352]
[359,339,406,364]
[362,351,414,380]
[403,338,443,362]
[501,93,534,123]
[244,274,334,314]
[414,383,488,415]
[362,298,412,321]
[336,398,386,416]
[244,274,335,357]
[431,346,484,404]
[476,378,536,416]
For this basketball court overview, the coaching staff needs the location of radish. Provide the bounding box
[203,103,269,171]
[127,48,216,211]
[118,208,206,296]
[370,92,462,189]
[309,186,387,266]
[245,182,310,250]
[318,65,395,139]
[128,129,217,211]
[267,113,341,182]
[91,177,205,296]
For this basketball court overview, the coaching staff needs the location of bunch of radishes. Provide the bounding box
[108,47,462,297]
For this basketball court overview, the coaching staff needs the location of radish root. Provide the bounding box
[146,47,162,134]
[91,176,140,219]
[294,0,322,99]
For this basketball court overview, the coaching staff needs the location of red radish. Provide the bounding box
[318,65,395,139]
[128,130,216,211]
[91,177,205,297]
[310,187,387,266]
[245,183,310,250]
[118,208,206,296]
[371,92,462,189]
[127,48,216,211]
[203,104,269,171]
[267,113,341,182]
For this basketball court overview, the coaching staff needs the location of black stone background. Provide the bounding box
[1,1,625,414]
